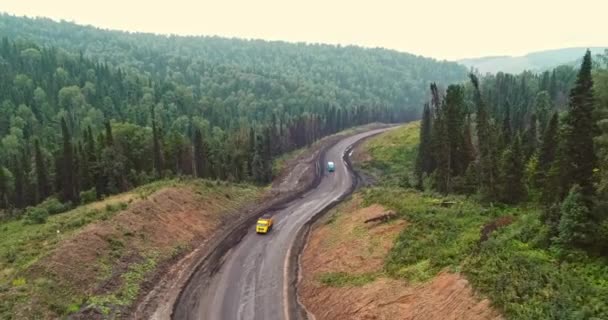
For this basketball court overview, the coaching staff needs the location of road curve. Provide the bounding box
[173,128,388,320]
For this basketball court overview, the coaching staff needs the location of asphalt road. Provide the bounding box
[174,128,388,320]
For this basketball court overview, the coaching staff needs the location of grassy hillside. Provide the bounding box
[0,179,261,319]
[355,123,608,319]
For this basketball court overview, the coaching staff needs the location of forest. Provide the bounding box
[416,49,608,253]
[0,14,468,219]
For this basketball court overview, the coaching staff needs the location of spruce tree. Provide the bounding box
[538,113,559,192]
[415,103,432,188]
[432,107,450,193]
[499,136,526,204]
[471,74,498,201]
[104,120,113,147]
[193,128,205,178]
[561,50,597,200]
[523,113,538,159]
[34,139,49,202]
[13,156,25,209]
[0,166,7,209]
[501,101,512,147]
[61,117,76,203]
[152,107,163,178]
[558,185,592,246]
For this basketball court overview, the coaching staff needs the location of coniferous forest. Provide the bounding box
[416,49,608,253]
[0,14,468,217]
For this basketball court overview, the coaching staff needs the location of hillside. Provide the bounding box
[458,47,607,74]
[339,123,608,319]
[0,13,469,215]
[0,179,262,319]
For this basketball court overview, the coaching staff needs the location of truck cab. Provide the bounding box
[327,161,335,172]
[256,215,273,234]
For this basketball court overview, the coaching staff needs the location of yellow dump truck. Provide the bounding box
[256,215,274,234]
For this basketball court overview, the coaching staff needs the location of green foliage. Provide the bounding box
[24,207,49,225]
[560,50,597,200]
[38,197,71,215]
[360,123,608,319]
[498,136,526,204]
[557,185,593,246]
[357,122,420,187]
[317,272,377,287]
[79,188,97,205]
[0,13,465,211]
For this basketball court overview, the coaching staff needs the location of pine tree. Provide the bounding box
[538,113,559,195]
[34,139,49,202]
[523,113,538,159]
[263,127,273,182]
[252,132,272,184]
[471,74,498,201]
[535,91,552,131]
[558,185,592,246]
[13,156,25,209]
[501,101,512,147]
[248,127,255,177]
[152,107,163,178]
[0,166,8,209]
[61,117,76,203]
[561,50,597,201]
[193,128,205,178]
[432,107,450,193]
[444,85,467,176]
[499,136,526,204]
[415,103,433,188]
[104,120,113,147]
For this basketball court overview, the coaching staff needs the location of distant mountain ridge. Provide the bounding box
[458,47,607,74]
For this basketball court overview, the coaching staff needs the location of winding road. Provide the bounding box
[173,128,389,320]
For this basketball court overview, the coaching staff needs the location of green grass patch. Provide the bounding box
[88,253,158,316]
[318,272,378,287]
[356,122,419,187]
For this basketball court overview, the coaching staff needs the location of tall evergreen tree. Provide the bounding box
[104,120,113,147]
[193,128,207,178]
[151,107,163,178]
[13,156,25,209]
[501,101,512,147]
[538,113,559,187]
[415,103,433,188]
[60,117,76,203]
[523,113,538,159]
[0,166,8,209]
[471,74,498,201]
[560,50,597,201]
[34,139,49,202]
[499,136,526,204]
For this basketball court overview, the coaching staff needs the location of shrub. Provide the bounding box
[79,188,97,204]
[558,185,593,246]
[39,197,71,215]
[24,207,49,224]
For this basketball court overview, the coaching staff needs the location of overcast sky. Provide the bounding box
[2,0,607,60]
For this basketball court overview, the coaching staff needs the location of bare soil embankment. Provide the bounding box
[299,195,502,320]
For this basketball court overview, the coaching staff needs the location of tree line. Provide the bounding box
[416,50,608,253]
[0,33,416,218]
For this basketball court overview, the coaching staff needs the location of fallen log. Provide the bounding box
[364,211,396,224]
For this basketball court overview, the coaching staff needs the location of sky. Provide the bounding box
[1,0,607,61]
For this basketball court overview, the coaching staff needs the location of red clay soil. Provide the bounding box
[299,197,502,320]
[19,184,259,319]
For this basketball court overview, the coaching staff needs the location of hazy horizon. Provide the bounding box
[2,0,608,60]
